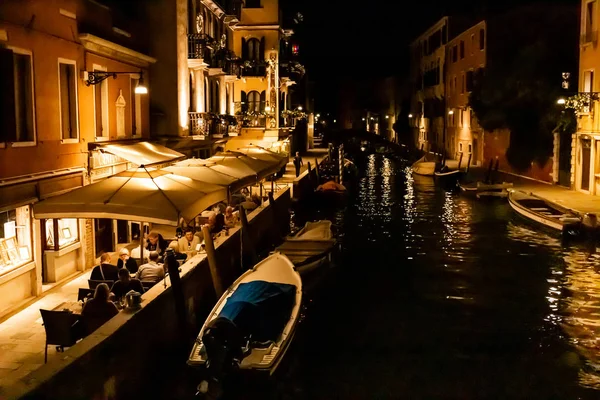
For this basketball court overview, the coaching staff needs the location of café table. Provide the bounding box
[52,301,83,315]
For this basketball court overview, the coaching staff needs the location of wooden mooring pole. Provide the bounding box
[239,206,258,270]
[201,225,224,297]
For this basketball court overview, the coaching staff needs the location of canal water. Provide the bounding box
[158,153,600,399]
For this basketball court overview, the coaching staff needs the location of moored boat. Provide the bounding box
[411,155,437,176]
[507,190,581,234]
[188,253,302,378]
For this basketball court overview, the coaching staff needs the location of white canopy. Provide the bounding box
[209,151,280,180]
[229,146,288,170]
[98,142,185,167]
[33,168,227,226]
[164,160,256,194]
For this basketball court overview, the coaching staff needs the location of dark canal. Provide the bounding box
[158,153,600,399]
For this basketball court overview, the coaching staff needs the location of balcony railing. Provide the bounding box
[241,60,267,77]
[279,60,305,81]
[581,30,598,45]
[208,50,241,76]
[189,112,236,137]
[188,34,214,59]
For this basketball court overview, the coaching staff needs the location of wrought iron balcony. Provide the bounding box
[218,0,243,23]
[187,34,214,60]
[189,112,237,138]
[241,60,267,77]
[279,60,305,81]
[207,50,241,77]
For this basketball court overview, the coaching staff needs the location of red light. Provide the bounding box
[292,44,299,55]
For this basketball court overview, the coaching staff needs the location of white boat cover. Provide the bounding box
[33,168,227,226]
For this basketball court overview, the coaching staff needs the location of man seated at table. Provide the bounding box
[116,248,138,274]
[81,283,119,334]
[110,268,144,302]
[90,253,119,282]
[176,227,201,258]
[135,251,165,283]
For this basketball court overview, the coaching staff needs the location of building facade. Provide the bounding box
[573,0,600,194]
[409,17,449,153]
[445,21,486,166]
[0,0,154,319]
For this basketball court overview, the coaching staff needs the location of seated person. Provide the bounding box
[205,213,225,235]
[224,206,239,228]
[177,227,201,257]
[81,283,119,334]
[135,251,165,283]
[110,268,144,301]
[116,248,138,274]
[90,253,119,282]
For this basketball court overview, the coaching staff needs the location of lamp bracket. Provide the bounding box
[84,71,143,86]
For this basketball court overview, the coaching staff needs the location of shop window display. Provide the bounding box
[45,218,79,250]
[0,206,33,275]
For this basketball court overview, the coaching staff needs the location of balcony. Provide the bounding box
[219,0,243,24]
[241,60,267,77]
[279,60,305,82]
[581,30,598,46]
[207,50,241,77]
[189,112,236,138]
[187,34,214,68]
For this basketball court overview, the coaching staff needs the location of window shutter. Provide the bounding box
[241,91,247,112]
[259,90,266,112]
[0,48,16,142]
[259,37,265,61]
[241,38,248,59]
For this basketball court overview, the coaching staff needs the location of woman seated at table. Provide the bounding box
[81,283,119,334]
[110,268,144,302]
[117,248,138,274]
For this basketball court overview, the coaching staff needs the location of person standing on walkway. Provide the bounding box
[293,152,304,177]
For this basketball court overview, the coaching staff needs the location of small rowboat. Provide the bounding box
[507,190,581,234]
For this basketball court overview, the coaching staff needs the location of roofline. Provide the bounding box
[447,20,486,46]
[410,16,449,46]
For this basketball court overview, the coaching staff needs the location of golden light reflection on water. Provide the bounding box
[507,222,600,389]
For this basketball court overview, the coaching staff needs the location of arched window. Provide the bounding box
[247,91,260,112]
[247,38,260,61]
[204,77,209,112]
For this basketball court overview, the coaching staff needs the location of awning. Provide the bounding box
[97,142,186,167]
[229,146,288,170]
[209,151,281,180]
[33,168,227,226]
[164,159,256,194]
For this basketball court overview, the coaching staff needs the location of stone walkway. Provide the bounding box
[0,271,91,394]
[468,168,600,216]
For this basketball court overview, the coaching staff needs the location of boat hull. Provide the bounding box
[508,190,581,233]
[412,161,436,176]
[188,253,302,375]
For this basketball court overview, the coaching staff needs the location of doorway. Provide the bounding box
[95,218,114,257]
[581,138,591,192]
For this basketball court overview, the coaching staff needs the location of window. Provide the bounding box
[466,70,474,92]
[468,143,472,153]
[247,90,261,112]
[93,66,109,139]
[459,41,465,59]
[461,74,465,94]
[586,1,597,39]
[0,206,32,276]
[130,77,142,136]
[0,48,35,144]
[59,60,78,142]
[44,218,79,250]
[479,28,485,50]
[460,110,464,126]
[459,142,463,152]
[453,76,457,93]
[247,38,261,61]
[452,46,458,63]
[244,0,260,8]
[584,70,594,92]
[470,34,475,54]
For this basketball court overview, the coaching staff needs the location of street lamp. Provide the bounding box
[448,110,454,115]
[557,98,566,105]
[408,114,413,118]
[297,106,303,111]
[385,115,389,119]
[85,70,148,94]
[362,117,365,121]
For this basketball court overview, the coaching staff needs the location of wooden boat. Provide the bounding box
[188,253,302,377]
[275,220,337,275]
[459,181,513,194]
[507,190,581,233]
[411,155,437,176]
[434,168,462,188]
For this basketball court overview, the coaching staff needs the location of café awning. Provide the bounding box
[33,168,227,226]
[97,141,186,167]
[164,159,256,194]
[209,151,280,180]
[230,146,288,170]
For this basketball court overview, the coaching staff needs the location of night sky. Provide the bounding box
[290,0,579,112]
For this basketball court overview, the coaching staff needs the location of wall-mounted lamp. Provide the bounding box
[84,70,148,94]
[408,114,413,118]
[448,110,454,115]
[265,105,272,112]
[362,117,365,121]
[557,98,566,105]
[385,115,389,119]
[297,106,303,111]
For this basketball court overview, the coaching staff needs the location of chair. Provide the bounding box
[141,280,156,291]
[88,279,115,290]
[78,288,95,303]
[40,309,82,363]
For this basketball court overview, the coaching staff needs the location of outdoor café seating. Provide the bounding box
[40,309,84,363]
[88,279,115,289]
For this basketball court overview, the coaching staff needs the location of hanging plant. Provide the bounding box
[564,93,600,116]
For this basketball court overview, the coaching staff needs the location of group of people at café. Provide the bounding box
[80,201,246,335]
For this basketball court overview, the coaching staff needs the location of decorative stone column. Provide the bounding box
[267,51,279,130]
[553,131,560,184]
[219,75,227,115]
[115,89,126,138]
[194,69,205,113]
